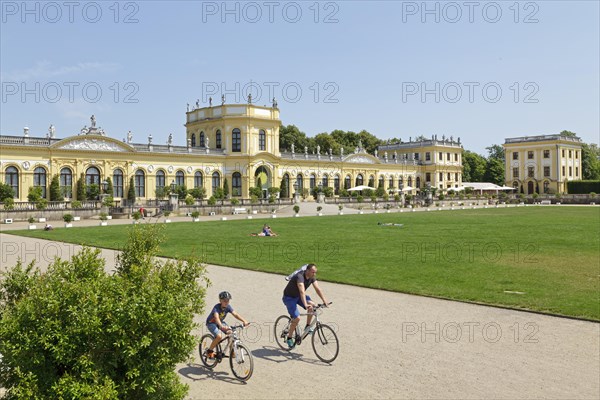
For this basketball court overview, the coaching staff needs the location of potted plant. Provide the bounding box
[385,203,392,213]
[316,206,323,216]
[164,211,171,223]
[271,208,277,218]
[358,206,364,215]
[63,213,74,228]
[191,211,200,222]
[132,211,142,223]
[338,204,344,215]
[99,212,108,226]
[28,216,36,230]
[293,205,300,217]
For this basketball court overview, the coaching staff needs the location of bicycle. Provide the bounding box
[274,302,339,363]
[198,324,254,381]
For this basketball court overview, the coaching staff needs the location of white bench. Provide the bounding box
[540,200,551,205]
[232,207,247,215]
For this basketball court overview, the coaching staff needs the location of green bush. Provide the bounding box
[3,197,15,210]
[338,188,349,197]
[36,198,48,210]
[191,211,200,219]
[268,195,276,204]
[99,212,108,221]
[207,196,216,206]
[102,196,114,207]
[567,180,600,194]
[0,182,14,201]
[63,213,74,223]
[357,195,363,203]
[28,216,35,224]
[71,200,82,209]
[0,224,208,399]
[28,186,43,202]
[132,211,142,221]
[293,205,300,214]
[189,187,206,200]
[231,198,240,206]
[185,196,195,206]
[438,194,445,200]
[317,206,322,212]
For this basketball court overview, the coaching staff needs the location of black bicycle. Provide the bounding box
[198,324,254,381]
[274,302,339,363]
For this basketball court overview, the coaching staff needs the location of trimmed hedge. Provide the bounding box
[567,180,600,194]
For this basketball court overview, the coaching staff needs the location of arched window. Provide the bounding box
[191,133,196,147]
[60,167,73,199]
[232,172,242,196]
[5,166,19,198]
[259,129,266,151]
[200,132,205,147]
[194,171,203,188]
[355,174,364,187]
[34,167,47,198]
[368,175,375,188]
[85,166,100,186]
[310,174,316,190]
[156,170,166,190]
[399,176,404,187]
[334,175,340,194]
[212,171,221,193]
[113,169,124,198]
[543,180,550,193]
[322,174,329,188]
[512,181,519,189]
[216,130,222,149]
[175,170,185,187]
[416,177,421,189]
[388,177,394,189]
[135,169,145,197]
[378,175,385,188]
[296,174,303,191]
[232,128,241,152]
[408,177,413,187]
[345,175,351,190]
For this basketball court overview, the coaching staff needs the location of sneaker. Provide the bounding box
[303,325,315,335]
[206,349,216,359]
[286,337,295,349]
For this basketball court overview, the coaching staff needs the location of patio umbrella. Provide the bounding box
[347,185,376,191]
[395,186,414,192]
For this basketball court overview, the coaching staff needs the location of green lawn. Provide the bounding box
[6,207,600,320]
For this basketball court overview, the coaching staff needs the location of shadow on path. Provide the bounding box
[252,346,329,366]
[178,363,247,385]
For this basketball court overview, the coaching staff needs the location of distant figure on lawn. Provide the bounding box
[250,224,277,237]
[44,223,53,231]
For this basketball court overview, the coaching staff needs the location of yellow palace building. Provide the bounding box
[503,134,583,195]
[0,103,463,202]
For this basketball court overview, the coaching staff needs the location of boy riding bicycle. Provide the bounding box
[205,291,249,359]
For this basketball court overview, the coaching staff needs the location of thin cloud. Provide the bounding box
[1,61,120,81]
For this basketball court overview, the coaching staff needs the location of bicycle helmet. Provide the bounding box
[219,291,232,300]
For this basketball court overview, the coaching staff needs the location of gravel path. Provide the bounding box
[0,233,598,399]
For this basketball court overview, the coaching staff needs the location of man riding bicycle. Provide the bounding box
[282,263,329,349]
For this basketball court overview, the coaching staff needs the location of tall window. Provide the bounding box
[296,174,303,191]
[135,170,145,197]
[310,174,316,190]
[216,130,222,149]
[454,153,458,161]
[232,172,242,196]
[439,152,443,160]
[569,166,572,176]
[447,173,451,180]
[191,133,196,147]
[85,167,100,186]
[322,174,329,188]
[416,177,421,188]
[334,175,340,194]
[175,170,185,187]
[5,166,18,198]
[282,174,290,197]
[232,128,241,152]
[194,171,203,188]
[425,152,431,161]
[543,150,550,158]
[455,173,458,181]
[33,167,47,198]
[575,167,579,176]
[200,132,205,147]
[513,152,519,160]
[425,173,431,182]
[399,176,404,187]
[575,151,579,159]
[60,167,72,198]
[446,153,450,161]
[569,150,572,158]
[562,166,565,176]
[368,175,375,187]
[212,172,220,193]
[513,167,519,178]
[528,166,535,178]
[414,153,419,160]
[344,175,351,190]
[439,172,443,181]
[355,174,363,186]
[528,151,534,159]
[543,181,550,193]
[259,129,266,151]
[408,176,412,187]
[113,169,124,198]
[378,176,384,188]
[156,170,166,191]
[544,167,550,177]
[562,149,565,157]
[389,176,394,188]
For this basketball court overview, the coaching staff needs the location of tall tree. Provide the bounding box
[127,176,136,203]
[279,125,309,152]
[76,173,86,201]
[582,142,600,180]
[49,174,62,201]
[222,178,229,198]
[462,150,487,182]
[105,177,113,196]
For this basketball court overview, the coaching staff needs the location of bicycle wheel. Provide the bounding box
[274,315,291,350]
[230,343,254,381]
[199,334,219,368]
[311,324,339,363]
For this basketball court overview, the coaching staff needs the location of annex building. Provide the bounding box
[1,104,464,202]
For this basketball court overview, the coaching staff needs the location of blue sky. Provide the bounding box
[1,0,598,154]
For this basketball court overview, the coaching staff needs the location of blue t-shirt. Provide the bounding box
[206,303,234,324]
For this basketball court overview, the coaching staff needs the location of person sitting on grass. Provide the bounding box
[44,223,53,231]
[250,224,278,237]
[205,291,249,359]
